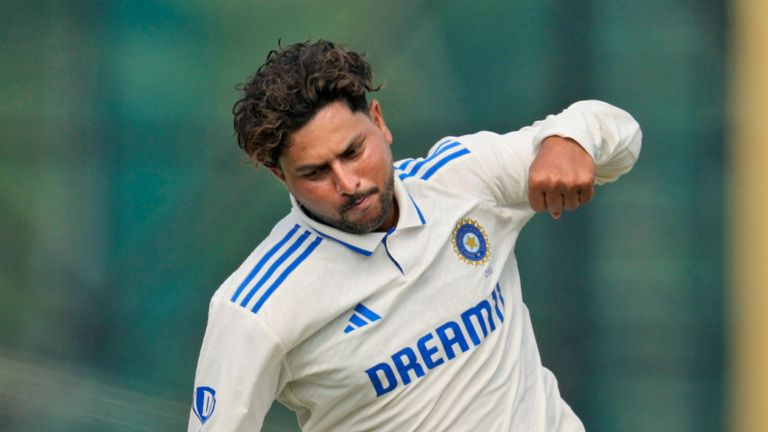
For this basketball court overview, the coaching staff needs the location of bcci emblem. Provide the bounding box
[451,217,490,266]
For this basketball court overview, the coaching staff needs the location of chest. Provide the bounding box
[282,196,528,405]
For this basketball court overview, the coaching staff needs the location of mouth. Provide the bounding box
[343,191,376,212]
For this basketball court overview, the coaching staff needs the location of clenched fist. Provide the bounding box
[528,136,595,219]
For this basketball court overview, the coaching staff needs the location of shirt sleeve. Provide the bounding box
[187,296,289,432]
[425,99,642,207]
[530,99,642,185]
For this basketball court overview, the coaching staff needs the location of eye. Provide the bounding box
[302,166,327,180]
[342,143,363,159]
[341,149,355,158]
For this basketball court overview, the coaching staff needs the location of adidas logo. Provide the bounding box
[344,303,382,333]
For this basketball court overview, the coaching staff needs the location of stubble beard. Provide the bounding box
[303,168,395,234]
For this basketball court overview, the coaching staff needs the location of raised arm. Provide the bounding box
[421,100,642,214]
[527,100,642,218]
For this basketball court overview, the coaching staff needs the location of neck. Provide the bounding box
[376,199,399,232]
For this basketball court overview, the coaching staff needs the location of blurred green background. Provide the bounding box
[1,1,724,431]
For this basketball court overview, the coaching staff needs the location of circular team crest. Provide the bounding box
[452,218,490,266]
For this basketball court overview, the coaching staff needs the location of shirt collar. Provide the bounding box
[289,176,426,256]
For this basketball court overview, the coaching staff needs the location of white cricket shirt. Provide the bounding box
[188,100,642,431]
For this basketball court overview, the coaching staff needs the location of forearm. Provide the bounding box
[531,100,642,184]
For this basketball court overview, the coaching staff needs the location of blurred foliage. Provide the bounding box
[1,0,723,431]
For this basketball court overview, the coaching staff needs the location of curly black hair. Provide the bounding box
[232,40,381,167]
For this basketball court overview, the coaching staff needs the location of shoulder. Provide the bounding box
[395,131,534,180]
[210,214,375,347]
[207,216,327,331]
[394,137,471,182]
[216,216,327,311]
[394,132,526,197]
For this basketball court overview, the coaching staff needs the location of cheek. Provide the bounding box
[292,181,340,210]
[362,148,392,183]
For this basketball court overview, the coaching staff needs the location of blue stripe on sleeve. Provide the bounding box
[396,158,416,170]
[429,138,455,156]
[231,224,300,303]
[252,236,323,314]
[398,141,461,180]
[419,148,471,180]
[355,303,382,321]
[239,230,310,307]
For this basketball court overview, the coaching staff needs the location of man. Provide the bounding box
[189,40,641,431]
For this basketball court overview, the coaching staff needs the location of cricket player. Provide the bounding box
[188,40,642,431]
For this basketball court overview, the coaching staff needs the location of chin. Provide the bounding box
[340,208,389,234]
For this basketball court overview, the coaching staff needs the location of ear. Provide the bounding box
[267,164,286,183]
[368,100,393,146]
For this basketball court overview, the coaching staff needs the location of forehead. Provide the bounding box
[283,101,369,165]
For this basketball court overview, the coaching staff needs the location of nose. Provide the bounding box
[333,164,360,195]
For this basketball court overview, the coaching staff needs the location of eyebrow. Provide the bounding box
[294,132,365,174]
